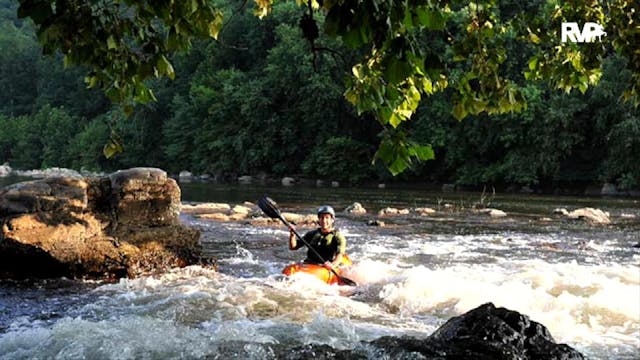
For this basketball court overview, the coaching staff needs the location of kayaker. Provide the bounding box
[288,205,347,270]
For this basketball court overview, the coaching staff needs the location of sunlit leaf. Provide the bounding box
[107,35,117,50]
[157,55,175,80]
[408,144,435,161]
[209,11,224,39]
[452,102,468,121]
[103,139,123,158]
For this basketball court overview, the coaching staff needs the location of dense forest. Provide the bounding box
[0,0,638,192]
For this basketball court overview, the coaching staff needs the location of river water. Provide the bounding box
[0,180,639,359]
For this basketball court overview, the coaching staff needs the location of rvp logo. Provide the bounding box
[561,22,606,43]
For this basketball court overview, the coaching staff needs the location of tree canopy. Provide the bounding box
[13,0,640,174]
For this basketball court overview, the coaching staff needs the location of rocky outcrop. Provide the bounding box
[0,167,200,279]
[554,207,611,224]
[567,207,610,224]
[282,303,584,359]
[281,177,295,186]
[344,202,367,215]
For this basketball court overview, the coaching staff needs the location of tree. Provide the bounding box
[0,1,39,116]
[15,0,640,174]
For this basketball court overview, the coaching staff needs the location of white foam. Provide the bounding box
[373,259,639,349]
[0,316,214,359]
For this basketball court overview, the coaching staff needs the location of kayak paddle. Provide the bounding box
[257,196,357,286]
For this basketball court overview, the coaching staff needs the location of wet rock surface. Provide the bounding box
[0,168,200,279]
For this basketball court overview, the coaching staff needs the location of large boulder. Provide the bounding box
[421,302,584,359]
[0,168,200,279]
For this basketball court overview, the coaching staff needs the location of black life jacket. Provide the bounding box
[303,229,343,264]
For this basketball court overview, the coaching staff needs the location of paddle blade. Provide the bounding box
[258,196,281,219]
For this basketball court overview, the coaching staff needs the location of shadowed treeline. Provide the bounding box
[0,0,637,193]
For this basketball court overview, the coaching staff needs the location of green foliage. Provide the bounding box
[16,0,223,108]
[9,0,640,176]
[374,129,435,176]
[160,6,362,178]
[0,3,39,116]
[587,55,640,190]
[34,55,111,119]
[3,111,44,169]
[0,114,13,161]
[39,105,79,168]
[69,117,111,171]
[302,137,374,185]
[0,0,638,193]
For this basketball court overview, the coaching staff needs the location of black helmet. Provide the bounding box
[317,205,335,217]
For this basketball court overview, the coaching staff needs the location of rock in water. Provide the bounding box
[371,302,584,359]
[0,167,200,279]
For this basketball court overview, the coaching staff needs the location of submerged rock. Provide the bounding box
[0,167,200,279]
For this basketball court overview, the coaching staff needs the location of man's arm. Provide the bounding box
[288,225,298,250]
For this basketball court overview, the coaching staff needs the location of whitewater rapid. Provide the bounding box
[1,201,638,359]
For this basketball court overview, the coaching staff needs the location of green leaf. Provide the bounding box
[422,78,433,94]
[416,7,446,30]
[423,53,444,78]
[373,132,434,175]
[157,55,175,80]
[209,11,224,39]
[388,156,410,176]
[529,32,540,44]
[107,35,117,50]
[389,112,402,128]
[324,7,340,37]
[343,28,364,47]
[167,27,181,50]
[373,141,394,164]
[452,102,468,121]
[105,86,123,103]
[408,144,435,161]
[103,138,123,158]
[85,75,99,89]
[385,58,412,84]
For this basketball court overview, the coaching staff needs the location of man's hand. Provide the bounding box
[323,261,335,270]
[288,224,297,250]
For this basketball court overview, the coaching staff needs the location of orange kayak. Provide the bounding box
[282,254,353,285]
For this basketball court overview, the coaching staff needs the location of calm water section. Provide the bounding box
[179,180,640,216]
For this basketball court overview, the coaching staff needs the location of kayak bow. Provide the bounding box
[282,254,353,285]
